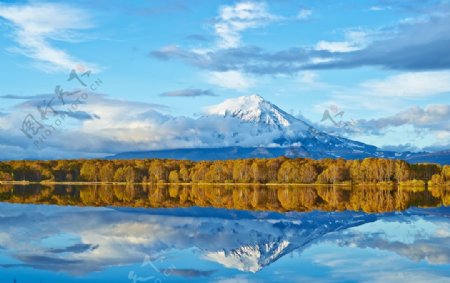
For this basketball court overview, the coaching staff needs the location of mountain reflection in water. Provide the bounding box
[0,202,449,282]
[0,185,450,282]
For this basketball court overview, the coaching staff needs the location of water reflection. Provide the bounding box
[0,184,448,212]
[0,203,449,282]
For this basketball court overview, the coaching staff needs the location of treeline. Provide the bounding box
[0,157,449,185]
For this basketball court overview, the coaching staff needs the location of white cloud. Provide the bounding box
[315,41,361,52]
[297,9,312,20]
[207,70,254,91]
[314,71,450,114]
[357,105,450,131]
[214,1,278,48]
[0,93,172,157]
[0,2,98,72]
[370,6,391,11]
[435,130,450,140]
[370,6,383,11]
[315,30,368,53]
[361,71,450,97]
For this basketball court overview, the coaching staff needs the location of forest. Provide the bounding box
[0,157,449,185]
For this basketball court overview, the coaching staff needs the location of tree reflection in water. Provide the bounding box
[1,184,448,213]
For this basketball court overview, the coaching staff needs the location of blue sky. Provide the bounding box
[0,0,449,158]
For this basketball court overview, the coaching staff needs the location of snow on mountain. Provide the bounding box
[201,95,376,153]
[205,240,292,273]
[201,94,325,145]
[205,94,298,129]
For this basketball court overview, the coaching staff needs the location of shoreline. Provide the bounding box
[0,180,376,186]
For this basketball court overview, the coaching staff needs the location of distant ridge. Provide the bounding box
[108,146,426,162]
[405,150,450,165]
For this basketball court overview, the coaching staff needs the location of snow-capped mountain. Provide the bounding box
[109,95,419,161]
[205,94,299,129]
[114,207,377,273]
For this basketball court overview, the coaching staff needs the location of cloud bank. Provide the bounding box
[151,5,450,74]
[0,91,449,159]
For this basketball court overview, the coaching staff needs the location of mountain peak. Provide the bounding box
[205,95,296,128]
[205,240,292,273]
[246,94,265,102]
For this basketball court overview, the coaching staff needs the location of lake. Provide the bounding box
[0,184,449,282]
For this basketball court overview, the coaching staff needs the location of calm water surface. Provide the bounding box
[0,184,449,282]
